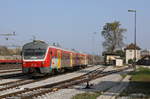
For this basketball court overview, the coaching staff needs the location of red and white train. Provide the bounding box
[22,40,92,75]
[0,55,21,64]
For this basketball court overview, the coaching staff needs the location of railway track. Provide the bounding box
[0,65,98,97]
[0,78,38,92]
[0,66,88,81]
[0,73,24,80]
[0,67,79,92]
[0,69,21,74]
[0,64,21,70]
[0,66,130,99]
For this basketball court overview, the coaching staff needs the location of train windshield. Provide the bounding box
[23,49,46,60]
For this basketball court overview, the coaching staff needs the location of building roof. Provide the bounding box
[125,43,141,50]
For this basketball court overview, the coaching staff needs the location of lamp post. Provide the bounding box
[128,10,136,70]
[92,32,97,64]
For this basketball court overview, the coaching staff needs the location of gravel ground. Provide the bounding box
[40,74,122,99]
[97,75,131,99]
[0,65,103,96]
[36,66,132,99]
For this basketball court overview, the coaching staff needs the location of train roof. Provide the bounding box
[48,46,87,55]
[22,40,49,50]
[22,40,88,55]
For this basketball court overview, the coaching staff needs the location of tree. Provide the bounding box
[115,50,125,58]
[128,59,134,64]
[101,21,126,52]
[0,46,9,55]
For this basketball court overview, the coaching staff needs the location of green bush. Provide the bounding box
[128,59,134,64]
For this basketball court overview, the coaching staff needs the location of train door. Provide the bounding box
[57,50,61,69]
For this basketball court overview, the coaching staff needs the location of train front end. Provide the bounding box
[22,40,50,75]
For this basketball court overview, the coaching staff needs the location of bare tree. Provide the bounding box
[101,21,126,52]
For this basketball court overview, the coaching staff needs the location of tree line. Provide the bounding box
[0,46,21,56]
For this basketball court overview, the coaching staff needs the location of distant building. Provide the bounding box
[141,49,150,57]
[116,58,123,66]
[104,53,120,65]
[125,43,141,64]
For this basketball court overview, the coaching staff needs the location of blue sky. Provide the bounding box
[0,0,149,55]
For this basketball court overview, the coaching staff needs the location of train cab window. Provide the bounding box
[23,49,46,59]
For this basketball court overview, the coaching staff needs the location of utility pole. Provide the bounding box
[92,32,97,65]
[128,10,137,70]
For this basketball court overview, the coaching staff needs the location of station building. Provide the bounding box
[125,43,141,64]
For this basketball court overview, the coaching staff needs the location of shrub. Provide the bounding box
[128,59,134,64]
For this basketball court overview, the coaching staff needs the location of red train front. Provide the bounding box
[22,40,51,75]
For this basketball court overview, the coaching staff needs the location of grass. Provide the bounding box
[72,92,101,99]
[129,67,150,82]
[120,67,150,97]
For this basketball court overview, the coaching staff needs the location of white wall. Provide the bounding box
[125,49,141,64]
[116,59,123,66]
